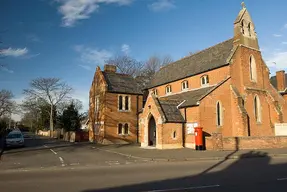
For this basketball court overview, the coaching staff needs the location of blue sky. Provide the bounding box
[1,0,287,120]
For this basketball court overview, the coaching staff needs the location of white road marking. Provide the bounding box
[59,157,65,167]
[50,149,57,155]
[145,184,220,192]
[277,177,287,181]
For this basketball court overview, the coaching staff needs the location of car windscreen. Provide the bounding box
[7,133,23,139]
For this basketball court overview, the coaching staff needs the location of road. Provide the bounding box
[0,134,287,192]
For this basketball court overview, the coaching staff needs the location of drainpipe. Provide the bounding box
[136,95,139,144]
[182,108,187,148]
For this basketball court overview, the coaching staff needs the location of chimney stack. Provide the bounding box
[104,64,117,73]
[276,70,286,91]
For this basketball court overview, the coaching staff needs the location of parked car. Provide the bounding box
[5,130,25,148]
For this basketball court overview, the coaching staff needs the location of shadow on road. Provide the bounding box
[81,150,287,191]
[2,136,93,156]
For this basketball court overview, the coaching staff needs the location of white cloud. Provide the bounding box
[0,47,28,57]
[273,34,282,37]
[0,66,14,74]
[282,42,287,45]
[22,53,41,59]
[148,0,175,12]
[284,24,287,28]
[121,44,130,55]
[56,0,133,27]
[74,45,113,65]
[265,51,287,70]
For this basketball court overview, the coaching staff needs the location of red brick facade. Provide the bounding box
[88,66,143,144]
[139,4,287,149]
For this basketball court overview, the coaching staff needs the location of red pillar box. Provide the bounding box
[194,127,204,150]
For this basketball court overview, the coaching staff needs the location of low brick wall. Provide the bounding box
[205,133,287,150]
[63,131,89,142]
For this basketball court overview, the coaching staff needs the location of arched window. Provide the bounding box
[250,55,257,82]
[254,95,261,123]
[201,75,209,86]
[125,96,129,110]
[241,20,245,34]
[165,85,172,94]
[248,22,251,37]
[216,101,223,126]
[118,96,123,110]
[181,80,189,90]
[118,123,123,135]
[124,123,129,135]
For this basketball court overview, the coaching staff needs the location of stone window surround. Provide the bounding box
[165,85,172,95]
[250,54,257,82]
[118,94,131,112]
[216,101,223,127]
[95,95,100,112]
[254,95,262,123]
[181,80,189,91]
[172,131,177,140]
[201,75,209,87]
[118,123,129,135]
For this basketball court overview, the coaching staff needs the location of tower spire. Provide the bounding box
[233,2,259,50]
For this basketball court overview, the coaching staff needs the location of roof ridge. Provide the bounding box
[159,38,233,71]
[103,71,133,77]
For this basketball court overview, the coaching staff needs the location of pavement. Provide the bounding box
[1,134,287,191]
[0,155,287,192]
[95,144,287,161]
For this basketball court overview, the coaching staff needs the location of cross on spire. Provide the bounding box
[241,2,246,9]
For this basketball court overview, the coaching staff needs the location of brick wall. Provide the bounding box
[229,45,284,136]
[184,107,199,148]
[158,123,183,149]
[205,133,287,150]
[104,92,142,143]
[150,66,230,97]
[199,78,233,136]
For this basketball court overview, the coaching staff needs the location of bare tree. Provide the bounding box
[57,98,83,115]
[105,55,144,77]
[137,55,173,88]
[23,78,73,137]
[0,90,16,118]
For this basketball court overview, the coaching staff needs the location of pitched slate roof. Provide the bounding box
[147,38,234,89]
[102,72,143,95]
[270,74,287,91]
[158,100,184,123]
[159,86,215,109]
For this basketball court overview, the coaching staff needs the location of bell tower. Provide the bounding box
[233,2,259,50]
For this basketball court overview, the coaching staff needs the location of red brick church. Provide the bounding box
[89,3,287,149]
[138,3,287,149]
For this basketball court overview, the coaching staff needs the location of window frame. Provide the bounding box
[95,95,100,112]
[118,94,131,112]
[165,85,172,95]
[216,101,223,126]
[118,123,129,135]
[254,95,261,123]
[181,80,189,91]
[250,55,257,82]
[201,75,209,87]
